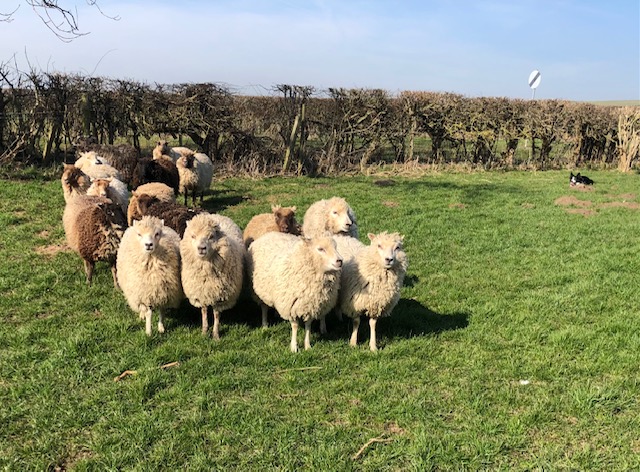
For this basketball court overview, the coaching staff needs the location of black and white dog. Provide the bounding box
[570,172,594,186]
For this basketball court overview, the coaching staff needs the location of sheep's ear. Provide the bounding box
[132,219,138,227]
[399,234,405,242]
[291,206,297,212]
[367,233,376,242]
[271,204,281,212]
[160,219,165,226]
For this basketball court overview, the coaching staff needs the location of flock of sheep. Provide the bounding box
[60,140,408,352]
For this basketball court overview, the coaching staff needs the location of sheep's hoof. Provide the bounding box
[369,345,378,352]
[212,331,220,341]
[349,340,358,347]
[158,323,165,334]
[290,344,298,353]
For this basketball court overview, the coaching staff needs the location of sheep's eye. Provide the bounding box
[378,244,383,249]
[331,210,338,215]
[191,235,196,240]
[154,232,160,238]
[317,247,325,253]
[209,233,216,240]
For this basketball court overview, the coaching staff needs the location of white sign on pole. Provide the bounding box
[528,70,541,99]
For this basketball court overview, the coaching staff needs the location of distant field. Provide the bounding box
[589,100,640,107]
[2,170,640,469]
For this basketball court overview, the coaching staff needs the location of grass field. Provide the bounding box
[2,169,640,470]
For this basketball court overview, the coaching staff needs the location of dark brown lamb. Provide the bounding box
[135,193,204,237]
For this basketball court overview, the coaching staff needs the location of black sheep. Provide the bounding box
[131,157,180,195]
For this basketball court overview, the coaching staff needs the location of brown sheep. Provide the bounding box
[135,194,204,237]
[61,164,90,202]
[62,195,127,287]
[127,183,176,225]
[243,205,301,248]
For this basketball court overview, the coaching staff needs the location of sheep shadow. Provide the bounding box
[201,189,247,213]
[319,298,469,345]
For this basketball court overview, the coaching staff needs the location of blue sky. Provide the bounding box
[1,0,638,100]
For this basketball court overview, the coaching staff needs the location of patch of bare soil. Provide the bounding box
[35,243,69,257]
[382,201,399,208]
[521,203,535,209]
[554,196,593,208]
[449,203,466,209]
[37,230,50,239]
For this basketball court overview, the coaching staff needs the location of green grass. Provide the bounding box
[2,169,640,470]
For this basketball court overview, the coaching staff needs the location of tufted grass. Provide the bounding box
[2,169,640,470]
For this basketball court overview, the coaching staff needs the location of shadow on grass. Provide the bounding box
[201,188,247,213]
[317,298,469,346]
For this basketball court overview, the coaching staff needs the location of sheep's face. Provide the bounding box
[368,232,405,270]
[134,221,163,254]
[79,151,102,165]
[306,236,343,273]
[189,225,221,258]
[326,198,355,235]
[87,178,111,198]
[157,140,171,155]
[177,153,195,170]
[273,206,298,234]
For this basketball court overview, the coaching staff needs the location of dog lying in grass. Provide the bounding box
[570,172,594,187]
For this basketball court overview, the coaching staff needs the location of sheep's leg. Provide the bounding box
[319,316,327,335]
[350,316,360,347]
[201,306,209,336]
[110,264,120,290]
[157,309,166,334]
[83,260,94,286]
[145,307,152,336]
[304,319,313,350]
[369,317,378,352]
[336,307,343,322]
[212,309,221,341]
[290,319,299,353]
[261,305,269,328]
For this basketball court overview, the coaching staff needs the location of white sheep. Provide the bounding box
[75,151,123,181]
[86,177,130,217]
[154,141,213,204]
[116,216,183,336]
[338,232,408,351]
[175,152,200,206]
[302,196,358,238]
[180,213,245,339]
[247,232,343,352]
[318,234,366,333]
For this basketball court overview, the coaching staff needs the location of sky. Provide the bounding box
[0,0,638,101]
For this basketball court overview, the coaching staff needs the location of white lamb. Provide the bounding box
[248,232,343,352]
[155,141,213,205]
[302,196,358,238]
[180,213,245,339]
[116,216,183,336]
[75,151,123,181]
[87,177,130,217]
[338,232,408,351]
[318,234,366,333]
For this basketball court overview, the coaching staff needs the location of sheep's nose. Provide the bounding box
[385,257,394,265]
[336,258,343,268]
[145,242,153,251]
[198,245,207,254]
